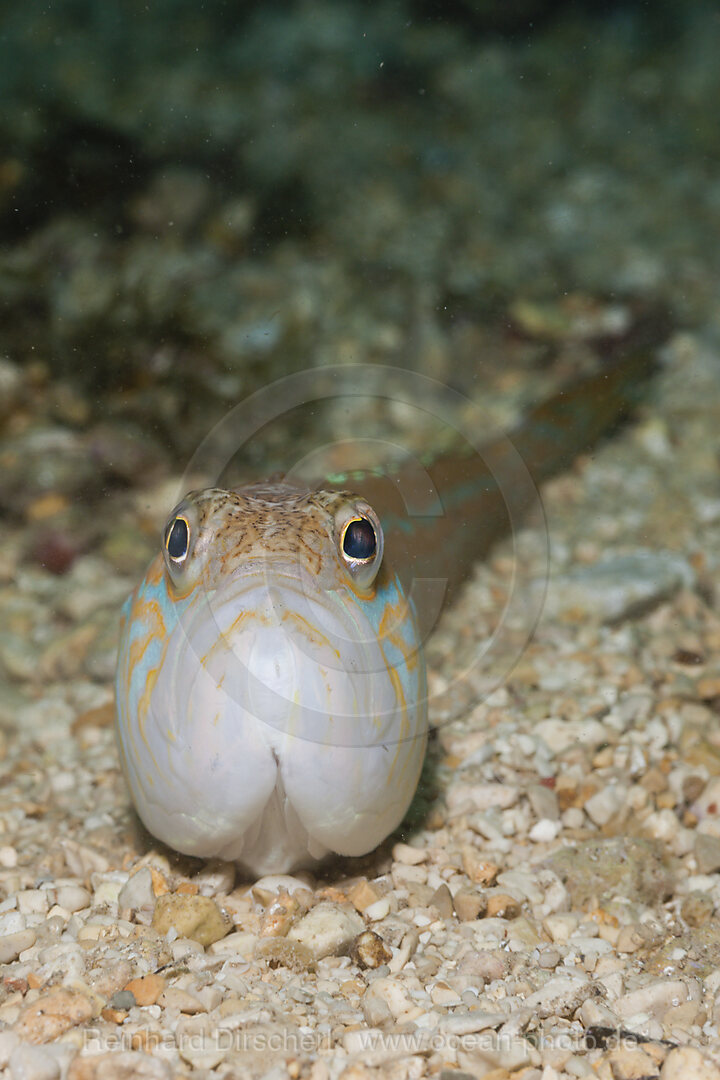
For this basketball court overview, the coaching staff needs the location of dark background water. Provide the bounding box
[1,1,715,363]
[0,0,716,562]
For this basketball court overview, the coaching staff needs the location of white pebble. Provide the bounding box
[616,979,689,1020]
[0,912,25,936]
[287,902,364,959]
[562,807,585,829]
[54,886,91,913]
[584,783,627,826]
[49,771,76,794]
[566,937,613,957]
[643,808,680,842]
[543,913,579,943]
[447,782,518,811]
[496,871,543,904]
[363,976,416,1020]
[16,891,49,916]
[0,929,36,964]
[9,1044,60,1080]
[252,874,312,896]
[0,846,17,868]
[206,931,256,958]
[364,897,391,921]
[117,866,154,912]
[92,879,123,907]
[192,858,235,896]
[171,938,207,961]
[529,818,561,843]
[430,982,463,1006]
[0,1031,19,1068]
[392,842,428,864]
[523,973,590,1014]
[661,1046,720,1080]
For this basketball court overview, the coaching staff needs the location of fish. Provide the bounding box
[115,314,667,876]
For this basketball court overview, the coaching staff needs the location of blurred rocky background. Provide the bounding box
[0,0,717,578]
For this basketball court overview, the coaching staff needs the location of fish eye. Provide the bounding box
[165,515,190,564]
[341,517,377,563]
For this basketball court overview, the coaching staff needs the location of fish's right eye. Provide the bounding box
[165,515,190,563]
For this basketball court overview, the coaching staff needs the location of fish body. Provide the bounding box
[116,330,662,875]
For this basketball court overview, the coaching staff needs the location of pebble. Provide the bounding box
[14,988,94,1043]
[537,947,561,969]
[350,930,392,969]
[527,783,560,821]
[0,846,18,868]
[660,1046,720,1080]
[540,550,695,622]
[348,879,382,912]
[543,914,579,944]
[259,891,299,936]
[0,1032,20,1069]
[681,891,714,927]
[157,986,206,1013]
[584,783,627,826]
[529,818,562,842]
[430,981,463,1006]
[0,929,37,963]
[9,1044,60,1080]
[461,847,499,885]
[53,885,91,913]
[523,974,590,1017]
[362,976,417,1021]
[535,718,608,755]
[392,842,428,864]
[388,927,419,972]
[72,1051,172,1078]
[17,890,49,916]
[453,888,487,922]
[447,782,519,811]
[694,832,720,874]
[363,897,391,922]
[616,924,652,954]
[287,902,364,960]
[616,979,690,1020]
[151,892,232,946]
[61,840,109,876]
[191,858,236,896]
[429,883,454,919]
[486,893,521,919]
[599,1045,659,1080]
[117,867,154,913]
[251,876,312,907]
[108,990,136,1011]
[206,931,256,960]
[123,973,165,1006]
[177,1031,228,1071]
[457,949,507,983]
[544,838,675,907]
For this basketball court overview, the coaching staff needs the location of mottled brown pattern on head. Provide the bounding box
[164,482,367,594]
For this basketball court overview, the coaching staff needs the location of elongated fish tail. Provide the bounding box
[375,305,671,623]
[511,332,666,486]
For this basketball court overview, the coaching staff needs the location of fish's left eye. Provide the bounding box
[165,516,190,563]
[342,518,377,562]
[335,501,383,589]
